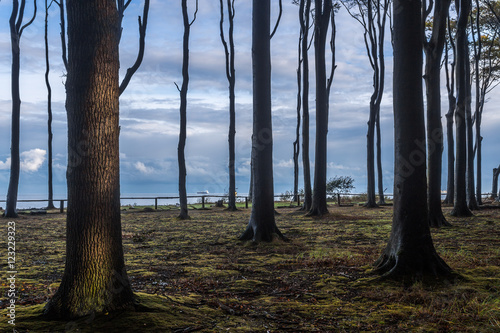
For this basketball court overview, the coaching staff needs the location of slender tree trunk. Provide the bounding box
[443,31,456,205]
[45,0,55,210]
[177,0,197,220]
[44,0,134,318]
[472,0,482,206]
[299,0,312,212]
[465,52,479,210]
[423,0,451,227]
[374,0,453,281]
[293,29,302,205]
[6,0,37,217]
[451,0,473,217]
[240,0,285,242]
[6,4,22,218]
[376,113,385,204]
[309,0,333,217]
[220,0,237,211]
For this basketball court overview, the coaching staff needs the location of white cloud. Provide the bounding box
[0,149,47,172]
[0,157,11,170]
[134,161,155,174]
[21,149,46,172]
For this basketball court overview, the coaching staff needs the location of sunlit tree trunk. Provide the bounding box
[44,0,134,318]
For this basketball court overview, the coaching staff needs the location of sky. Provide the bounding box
[0,1,499,203]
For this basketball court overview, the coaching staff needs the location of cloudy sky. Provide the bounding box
[0,1,499,203]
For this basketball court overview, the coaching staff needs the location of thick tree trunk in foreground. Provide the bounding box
[451,0,473,217]
[240,0,285,242]
[309,0,333,216]
[423,0,451,227]
[44,0,134,318]
[374,0,453,281]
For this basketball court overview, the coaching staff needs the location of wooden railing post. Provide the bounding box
[60,200,64,213]
[155,198,158,210]
[202,196,205,209]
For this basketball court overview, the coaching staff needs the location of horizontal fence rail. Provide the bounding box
[1,192,498,213]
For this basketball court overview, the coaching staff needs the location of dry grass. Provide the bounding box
[1,204,499,332]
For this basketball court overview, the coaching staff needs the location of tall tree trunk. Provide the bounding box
[220,0,237,211]
[293,29,302,205]
[309,0,333,217]
[443,28,456,205]
[45,0,55,210]
[472,0,482,206]
[451,0,473,217]
[44,0,134,318]
[177,0,197,220]
[423,0,451,227]
[465,53,479,210]
[240,0,285,242]
[374,0,453,281]
[6,0,37,218]
[299,0,312,212]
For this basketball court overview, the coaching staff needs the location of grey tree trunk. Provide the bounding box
[443,22,456,205]
[220,0,237,211]
[451,0,473,217]
[423,0,451,227]
[44,0,134,318]
[239,0,285,242]
[374,0,453,281]
[6,0,37,218]
[465,55,479,210]
[299,0,312,212]
[309,0,333,217]
[177,0,197,220]
[45,0,55,210]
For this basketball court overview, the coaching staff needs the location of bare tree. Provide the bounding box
[423,0,452,227]
[374,0,453,281]
[240,0,285,242]
[220,0,238,211]
[298,0,313,211]
[5,0,37,218]
[309,0,335,216]
[443,17,456,205]
[45,0,55,210]
[175,0,198,220]
[451,0,473,216]
[342,0,391,208]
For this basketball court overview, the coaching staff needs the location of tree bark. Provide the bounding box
[443,21,456,205]
[309,0,333,217]
[451,0,473,217]
[240,0,285,242]
[44,0,134,318]
[6,0,37,218]
[220,0,237,211]
[177,0,197,220]
[299,0,312,212]
[423,0,451,227]
[465,54,479,210]
[45,0,55,210]
[374,0,453,281]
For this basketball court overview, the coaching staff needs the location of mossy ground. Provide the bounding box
[1,203,499,332]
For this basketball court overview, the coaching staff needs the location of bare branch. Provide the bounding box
[119,0,150,95]
[19,0,37,37]
[270,0,283,39]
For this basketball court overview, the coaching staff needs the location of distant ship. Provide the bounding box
[196,190,209,194]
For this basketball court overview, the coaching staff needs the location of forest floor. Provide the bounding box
[1,201,499,332]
